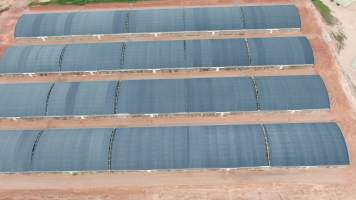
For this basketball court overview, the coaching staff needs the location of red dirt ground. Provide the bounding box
[0,110,333,130]
[0,0,356,199]
[0,67,316,83]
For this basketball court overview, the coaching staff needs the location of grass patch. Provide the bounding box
[30,0,142,6]
[311,0,336,25]
[331,30,347,52]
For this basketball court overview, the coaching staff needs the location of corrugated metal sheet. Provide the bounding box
[111,125,267,170]
[0,37,313,74]
[248,37,314,66]
[15,5,300,37]
[0,123,349,172]
[266,123,350,166]
[256,75,330,110]
[117,78,257,114]
[242,5,300,29]
[0,76,329,117]
[61,43,122,71]
[0,45,64,73]
[46,81,118,116]
[32,129,112,172]
[0,83,52,117]
[0,130,39,172]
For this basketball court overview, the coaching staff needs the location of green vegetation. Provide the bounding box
[331,30,347,52]
[311,0,336,25]
[30,0,141,6]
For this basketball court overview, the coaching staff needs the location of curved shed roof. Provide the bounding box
[0,123,349,172]
[15,5,301,38]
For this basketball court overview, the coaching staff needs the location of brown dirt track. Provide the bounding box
[0,0,356,199]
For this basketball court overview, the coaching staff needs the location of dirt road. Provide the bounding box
[0,0,356,199]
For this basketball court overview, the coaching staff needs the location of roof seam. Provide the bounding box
[260,124,271,166]
[45,83,55,116]
[30,130,44,170]
[250,76,261,111]
[120,43,126,69]
[240,7,247,30]
[108,128,118,170]
[114,81,121,114]
[124,11,130,33]
[244,38,252,66]
[58,45,68,72]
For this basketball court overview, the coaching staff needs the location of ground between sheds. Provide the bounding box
[0,0,356,199]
